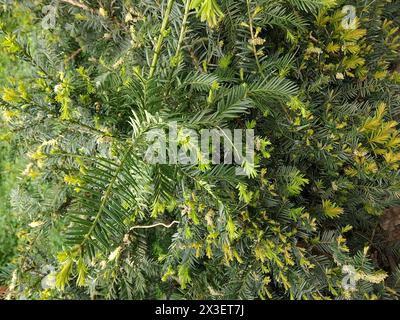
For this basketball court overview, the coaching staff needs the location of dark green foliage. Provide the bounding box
[0,0,399,300]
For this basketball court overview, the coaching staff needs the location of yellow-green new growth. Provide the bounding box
[190,0,224,28]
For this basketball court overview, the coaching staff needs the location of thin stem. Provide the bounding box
[130,221,179,231]
[246,0,262,75]
[64,47,83,65]
[166,0,192,96]
[174,0,192,59]
[149,0,176,79]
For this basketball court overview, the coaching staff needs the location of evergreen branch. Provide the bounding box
[149,0,176,78]
[174,0,192,59]
[246,0,262,75]
[78,145,134,251]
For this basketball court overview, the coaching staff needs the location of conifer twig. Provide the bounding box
[174,0,192,59]
[246,0,263,75]
[130,221,179,231]
[65,47,82,64]
[149,0,175,78]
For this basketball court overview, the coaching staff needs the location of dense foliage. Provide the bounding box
[0,0,399,300]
